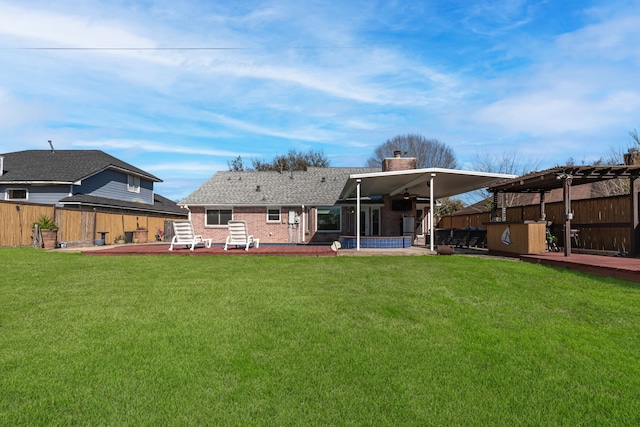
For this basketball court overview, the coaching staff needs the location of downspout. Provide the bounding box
[356,179,361,251]
[301,205,305,243]
[0,155,4,176]
[429,174,435,251]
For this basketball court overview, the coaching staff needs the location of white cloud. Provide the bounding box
[143,161,228,174]
[474,89,640,136]
[0,3,155,48]
[556,15,640,62]
[73,139,256,157]
[207,113,338,143]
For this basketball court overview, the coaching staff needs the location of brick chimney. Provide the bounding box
[382,151,417,172]
[624,148,640,165]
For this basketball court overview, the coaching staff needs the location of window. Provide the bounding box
[6,188,27,200]
[206,208,233,226]
[267,207,281,222]
[316,207,341,231]
[127,175,140,193]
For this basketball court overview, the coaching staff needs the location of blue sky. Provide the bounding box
[1,0,639,202]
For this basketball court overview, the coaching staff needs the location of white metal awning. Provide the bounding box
[340,168,517,200]
[340,168,517,251]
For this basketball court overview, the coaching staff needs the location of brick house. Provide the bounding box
[179,166,380,245]
[179,153,467,246]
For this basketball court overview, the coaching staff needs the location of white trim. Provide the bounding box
[5,187,28,201]
[127,175,141,193]
[266,206,281,223]
[205,207,234,227]
[316,206,342,233]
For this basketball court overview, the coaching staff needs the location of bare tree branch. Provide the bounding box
[365,134,457,169]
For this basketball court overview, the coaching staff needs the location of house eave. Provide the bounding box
[0,180,74,185]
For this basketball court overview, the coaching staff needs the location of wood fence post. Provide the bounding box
[630,176,639,257]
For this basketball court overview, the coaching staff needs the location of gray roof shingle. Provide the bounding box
[0,150,161,183]
[60,193,186,215]
[180,167,380,206]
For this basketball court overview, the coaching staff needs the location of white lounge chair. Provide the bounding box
[224,220,260,251]
[168,220,212,251]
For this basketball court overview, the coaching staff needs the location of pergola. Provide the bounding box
[340,168,517,251]
[488,165,640,257]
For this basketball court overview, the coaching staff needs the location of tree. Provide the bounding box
[587,129,640,196]
[470,149,542,208]
[473,149,541,177]
[227,155,245,171]
[365,134,457,169]
[252,149,329,171]
[437,197,465,217]
[631,128,640,146]
[228,149,330,172]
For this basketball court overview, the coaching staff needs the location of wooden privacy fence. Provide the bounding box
[439,194,633,253]
[0,201,184,247]
[0,202,53,247]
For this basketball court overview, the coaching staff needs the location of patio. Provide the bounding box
[75,242,640,282]
[81,243,338,257]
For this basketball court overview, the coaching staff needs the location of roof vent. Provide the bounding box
[256,185,261,192]
[394,150,401,158]
[321,177,326,183]
[48,140,55,153]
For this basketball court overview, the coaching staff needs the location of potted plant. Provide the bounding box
[115,235,127,244]
[133,218,148,243]
[33,215,58,249]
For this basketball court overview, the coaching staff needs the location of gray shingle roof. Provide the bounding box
[60,193,186,216]
[0,150,161,183]
[180,167,380,206]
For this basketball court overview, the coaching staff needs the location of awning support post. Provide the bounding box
[429,174,435,251]
[356,179,361,251]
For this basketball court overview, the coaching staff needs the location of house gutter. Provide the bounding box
[0,180,74,185]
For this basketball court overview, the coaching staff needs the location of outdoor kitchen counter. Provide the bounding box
[485,221,547,255]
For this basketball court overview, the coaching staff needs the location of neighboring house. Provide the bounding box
[0,149,183,216]
[180,166,384,244]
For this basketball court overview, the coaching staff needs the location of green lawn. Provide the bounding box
[1,248,639,426]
